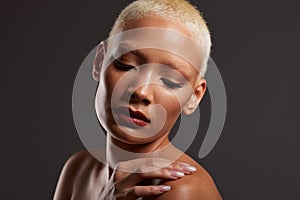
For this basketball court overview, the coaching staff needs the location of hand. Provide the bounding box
[98,158,197,200]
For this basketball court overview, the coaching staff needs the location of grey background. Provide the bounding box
[1,0,299,199]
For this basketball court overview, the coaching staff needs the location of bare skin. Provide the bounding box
[54,149,221,200]
[54,15,222,199]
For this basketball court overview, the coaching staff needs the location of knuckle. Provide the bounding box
[150,186,158,194]
[161,168,169,177]
[172,162,181,170]
[132,186,139,196]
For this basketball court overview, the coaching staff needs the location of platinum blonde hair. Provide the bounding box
[109,0,211,77]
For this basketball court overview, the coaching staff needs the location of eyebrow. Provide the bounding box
[118,41,138,53]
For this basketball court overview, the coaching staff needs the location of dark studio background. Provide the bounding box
[1,0,300,199]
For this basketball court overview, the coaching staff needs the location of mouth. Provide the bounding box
[115,107,151,127]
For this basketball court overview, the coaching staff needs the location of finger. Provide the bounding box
[114,160,186,182]
[113,159,197,189]
[115,158,178,172]
[166,161,197,174]
[132,160,196,175]
[139,158,197,175]
[116,167,185,190]
[149,168,185,179]
[125,185,171,199]
[114,158,196,174]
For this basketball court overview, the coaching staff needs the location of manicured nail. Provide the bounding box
[170,171,185,177]
[182,165,197,172]
[160,185,171,192]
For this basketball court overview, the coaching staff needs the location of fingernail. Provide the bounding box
[182,165,197,172]
[160,185,171,192]
[170,171,185,177]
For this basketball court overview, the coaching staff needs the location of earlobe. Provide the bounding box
[93,41,106,81]
[182,79,206,115]
[182,94,199,115]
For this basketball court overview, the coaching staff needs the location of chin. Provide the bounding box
[109,126,153,144]
[107,124,169,147]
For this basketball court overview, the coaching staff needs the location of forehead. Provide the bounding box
[106,17,206,78]
[117,42,198,80]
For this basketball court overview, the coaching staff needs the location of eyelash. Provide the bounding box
[113,59,183,89]
[160,78,183,89]
[114,59,135,71]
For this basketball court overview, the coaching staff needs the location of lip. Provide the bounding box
[114,107,151,127]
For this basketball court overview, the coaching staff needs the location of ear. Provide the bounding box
[182,78,207,115]
[93,41,106,81]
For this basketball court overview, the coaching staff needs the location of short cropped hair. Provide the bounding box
[109,0,211,77]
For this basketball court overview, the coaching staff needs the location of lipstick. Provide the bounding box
[116,107,150,127]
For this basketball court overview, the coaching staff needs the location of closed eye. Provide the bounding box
[160,78,183,89]
[114,59,135,71]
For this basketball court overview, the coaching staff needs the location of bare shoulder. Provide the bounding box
[53,150,105,200]
[154,154,222,200]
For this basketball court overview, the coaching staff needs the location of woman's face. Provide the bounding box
[94,16,205,146]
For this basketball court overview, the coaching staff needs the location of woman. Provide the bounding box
[54,0,222,199]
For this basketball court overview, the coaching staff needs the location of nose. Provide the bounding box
[127,69,156,105]
[129,84,154,105]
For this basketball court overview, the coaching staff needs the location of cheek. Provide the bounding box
[101,66,127,105]
[157,91,182,117]
[158,87,192,114]
[104,67,119,93]
[95,66,120,115]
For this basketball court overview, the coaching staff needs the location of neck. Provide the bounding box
[106,134,179,169]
